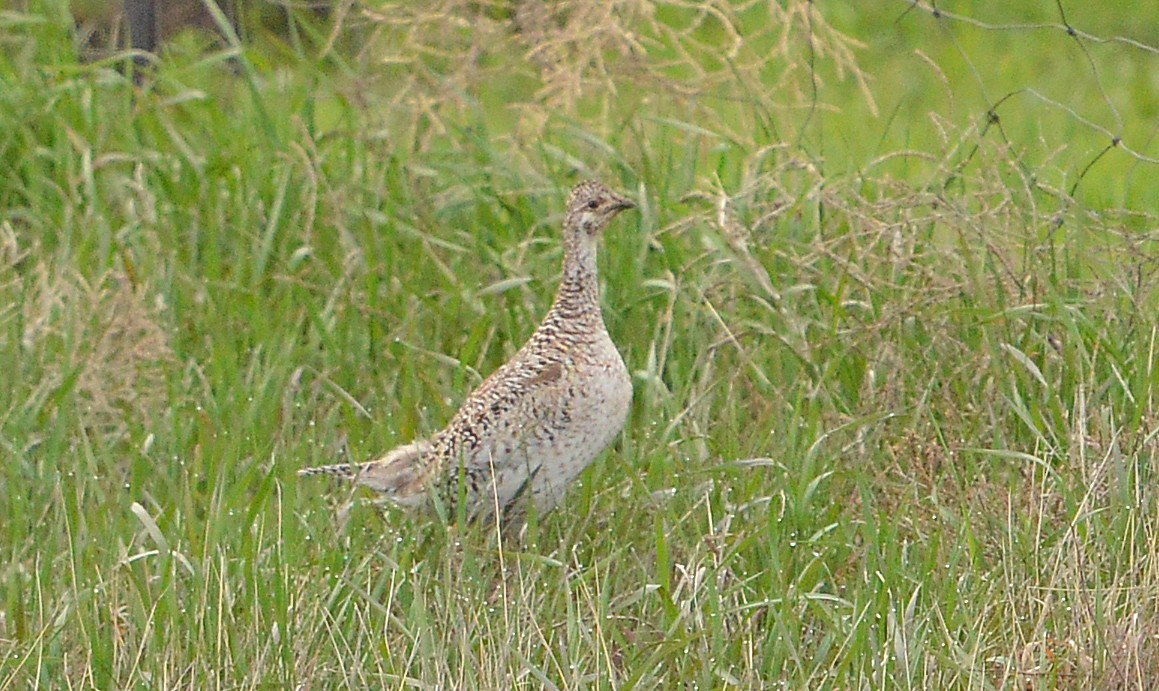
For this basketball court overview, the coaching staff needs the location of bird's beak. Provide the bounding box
[613,196,636,212]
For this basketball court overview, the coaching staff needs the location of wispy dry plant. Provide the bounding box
[354,0,875,146]
[18,261,172,442]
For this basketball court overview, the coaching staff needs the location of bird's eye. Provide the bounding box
[586,200,600,210]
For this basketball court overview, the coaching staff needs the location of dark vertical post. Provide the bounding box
[124,0,156,64]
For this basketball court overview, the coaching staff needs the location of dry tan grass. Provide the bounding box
[17,257,172,442]
[349,0,875,149]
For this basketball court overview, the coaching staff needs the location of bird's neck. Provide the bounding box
[552,232,601,316]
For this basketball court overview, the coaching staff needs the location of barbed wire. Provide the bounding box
[898,0,1159,58]
[892,0,1159,203]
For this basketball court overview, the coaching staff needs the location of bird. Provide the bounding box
[299,180,637,526]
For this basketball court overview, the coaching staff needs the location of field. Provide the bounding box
[3,0,1159,688]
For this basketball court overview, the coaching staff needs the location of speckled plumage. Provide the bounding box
[299,180,636,524]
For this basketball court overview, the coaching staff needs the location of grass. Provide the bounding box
[3,0,1159,688]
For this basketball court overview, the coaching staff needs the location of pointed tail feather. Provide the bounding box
[297,439,434,505]
[298,463,359,481]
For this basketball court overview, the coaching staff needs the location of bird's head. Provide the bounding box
[564,180,636,237]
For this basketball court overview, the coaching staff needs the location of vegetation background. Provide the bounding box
[3,0,1159,687]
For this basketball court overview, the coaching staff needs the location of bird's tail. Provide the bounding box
[297,439,433,505]
[297,463,359,481]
